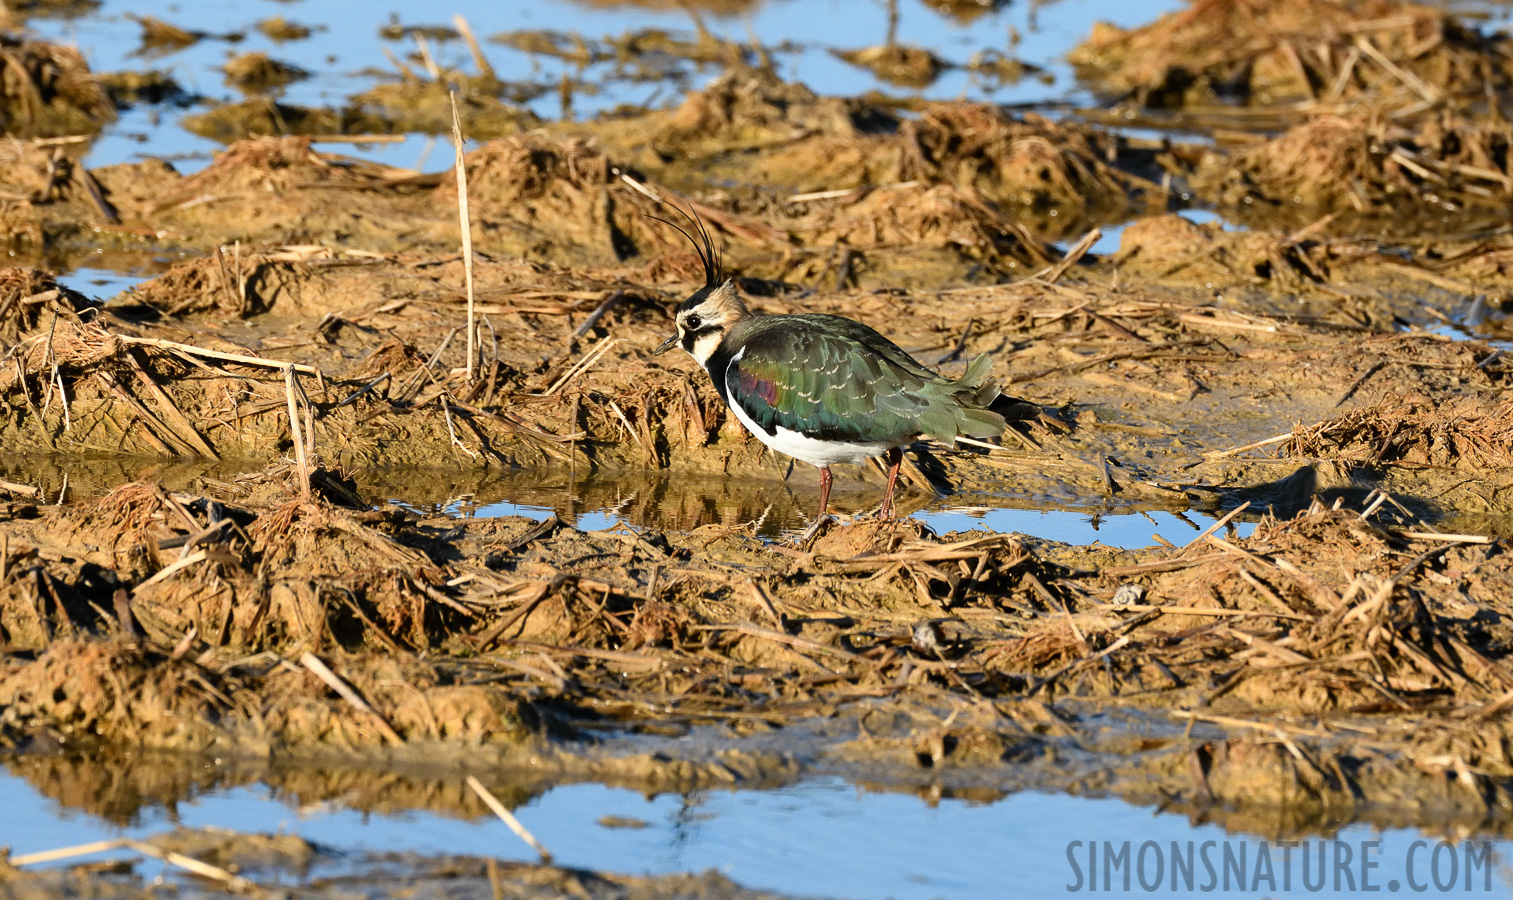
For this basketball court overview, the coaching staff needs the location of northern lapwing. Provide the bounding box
[651,207,1006,529]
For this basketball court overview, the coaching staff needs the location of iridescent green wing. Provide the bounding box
[724,324,936,445]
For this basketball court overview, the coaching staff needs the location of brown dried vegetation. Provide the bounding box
[1,471,1511,830]
[1284,396,1513,469]
[0,38,114,137]
[1201,111,1513,216]
[1070,0,1511,110]
[6,0,1513,847]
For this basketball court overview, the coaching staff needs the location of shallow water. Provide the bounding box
[54,265,153,300]
[452,495,1255,549]
[25,0,1189,173]
[0,450,1253,549]
[5,767,1511,899]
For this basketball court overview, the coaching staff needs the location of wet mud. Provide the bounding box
[3,0,1513,886]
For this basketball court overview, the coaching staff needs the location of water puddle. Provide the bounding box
[5,767,1509,899]
[383,466,1254,549]
[24,0,1188,172]
[916,506,1254,548]
[1417,294,1513,351]
[421,495,1253,550]
[54,266,154,301]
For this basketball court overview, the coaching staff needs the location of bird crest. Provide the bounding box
[647,200,724,289]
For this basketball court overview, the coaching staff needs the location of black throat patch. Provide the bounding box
[681,326,721,354]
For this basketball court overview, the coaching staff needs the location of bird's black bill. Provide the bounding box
[653,334,678,355]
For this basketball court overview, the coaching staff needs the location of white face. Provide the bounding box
[654,280,747,367]
[675,300,730,366]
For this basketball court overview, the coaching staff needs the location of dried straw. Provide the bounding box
[449,90,477,382]
[466,775,554,863]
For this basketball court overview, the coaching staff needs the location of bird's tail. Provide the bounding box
[955,352,1001,407]
[924,353,1006,444]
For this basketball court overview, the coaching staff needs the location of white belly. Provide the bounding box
[725,394,894,467]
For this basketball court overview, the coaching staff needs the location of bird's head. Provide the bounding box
[648,202,745,366]
[654,278,749,365]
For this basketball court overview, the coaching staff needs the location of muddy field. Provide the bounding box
[3,0,1513,896]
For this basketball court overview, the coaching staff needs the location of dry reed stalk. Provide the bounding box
[441,396,478,460]
[1176,501,1250,557]
[123,841,256,892]
[131,550,207,594]
[541,336,620,397]
[284,366,310,499]
[449,91,477,382]
[1037,226,1101,284]
[1204,433,1293,459]
[466,775,554,863]
[9,838,255,892]
[124,351,218,459]
[452,15,496,82]
[9,839,129,867]
[117,336,321,375]
[299,651,404,745]
[0,479,40,497]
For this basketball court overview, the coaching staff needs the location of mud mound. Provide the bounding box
[1283,396,1513,469]
[1133,509,1513,712]
[243,500,457,650]
[904,106,1142,210]
[751,104,1158,217]
[0,531,125,650]
[833,44,947,89]
[57,480,184,574]
[347,80,540,138]
[0,267,96,343]
[446,134,789,266]
[1069,0,1509,110]
[789,182,1056,273]
[124,251,271,317]
[164,136,391,202]
[0,640,236,750]
[445,134,626,266]
[181,98,342,143]
[0,138,123,241]
[662,66,896,144]
[452,134,606,225]
[1114,212,1362,286]
[120,247,390,317]
[0,139,54,202]
[91,136,434,258]
[0,38,113,136]
[222,51,309,92]
[0,639,532,751]
[1201,111,1513,215]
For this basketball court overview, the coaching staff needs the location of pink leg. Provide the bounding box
[817,465,833,519]
[879,447,903,519]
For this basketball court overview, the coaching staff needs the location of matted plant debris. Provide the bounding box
[1069,0,1512,111]
[832,44,947,89]
[740,101,1163,217]
[1199,111,1513,216]
[0,38,114,137]
[1283,395,1513,469]
[0,266,95,344]
[8,0,1513,853]
[2,473,1512,828]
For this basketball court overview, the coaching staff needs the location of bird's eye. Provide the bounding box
[686,315,703,330]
